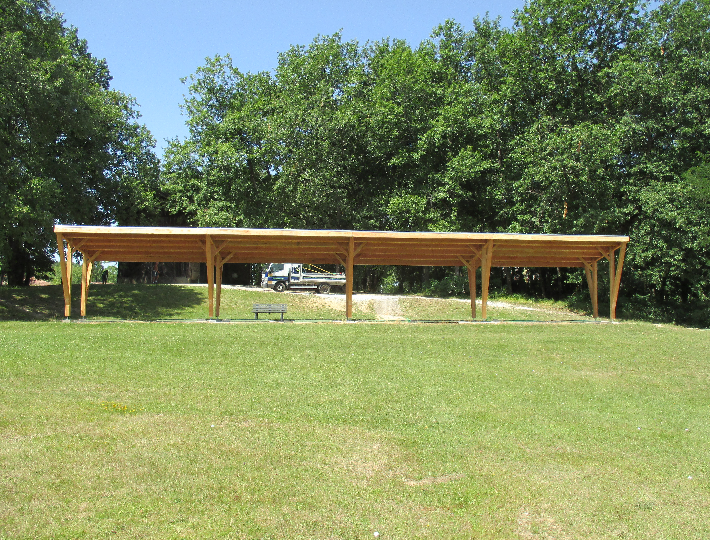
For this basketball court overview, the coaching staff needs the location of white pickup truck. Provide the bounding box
[261,263,346,293]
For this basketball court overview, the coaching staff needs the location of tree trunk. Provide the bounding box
[503,267,513,295]
[7,241,31,286]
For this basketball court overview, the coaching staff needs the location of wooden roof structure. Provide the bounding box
[54,225,629,321]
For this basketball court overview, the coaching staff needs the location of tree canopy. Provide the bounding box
[163,0,710,324]
[0,0,159,285]
[3,0,709,325]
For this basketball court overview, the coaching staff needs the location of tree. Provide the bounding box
[492,0,646,235]
[162,55,278,228]
[0,0,159,285]
[684,154,710,203]
[608,0,710,317]
[269,33,374,229]
[162,2,710,323]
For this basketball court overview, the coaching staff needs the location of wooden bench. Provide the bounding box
[252,303,287,321]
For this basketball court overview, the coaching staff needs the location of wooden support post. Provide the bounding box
[81,256,89,317]
[57,234,72,318]
[458,255,480,320]
[346,236,354,320]
[608,248,615,316]
[481,240,493,320]
[67,244,73,314]
[468,265,477,319]
[206,235,215,318]
[80,253,101,317]
[610,244,626,321]
[215,254,223,319]
[600,243,627,321]
[86,261,93,294]
[583,261,599,319]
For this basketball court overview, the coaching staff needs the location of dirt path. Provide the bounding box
[226,286,576,318]
[303,292,405,319]
[372,296,404,320]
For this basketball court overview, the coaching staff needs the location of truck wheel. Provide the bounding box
[273,282,286,292]
[318,283,331,294]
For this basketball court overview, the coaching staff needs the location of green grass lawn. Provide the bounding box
[0,284,369,321]
[1,286,708,539]
[0,283,595,322]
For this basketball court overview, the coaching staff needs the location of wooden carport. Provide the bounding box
[54,225,629,321]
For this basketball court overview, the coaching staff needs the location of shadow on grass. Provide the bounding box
[0,284,206,321]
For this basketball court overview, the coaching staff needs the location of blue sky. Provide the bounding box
[52,0,524,154]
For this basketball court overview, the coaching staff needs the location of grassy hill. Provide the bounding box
[1,285,708,538]
[0,283,593,322]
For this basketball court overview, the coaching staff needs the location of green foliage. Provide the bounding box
[163,29,501,233]
[684,154,710,202]
[160,0,710,325]
[0,0,159,286]
[0,282,593,322]
[49,261,117,285]
[7,0,709,323]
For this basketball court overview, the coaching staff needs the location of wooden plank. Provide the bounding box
[592,261,599,318]
[214,250,611,265]
[607,248,615,321]
[481,240,493,320]
[220,250,237,265]
[610,244,626,321]
[201,254,591,268]
[491,260,587,268]
[220,239,345,249]
[468,264,477,319]
[86,260,93,295]
[206,234,214,319]
[492,247,614,258]
[56,234,71,318]
[53,224,629,244]
[583,260,599,319]
[355,247,604,259]
[457,255,480,320]
[71,239,87,252]
[346,237,354,320]
[80,256,89,317]
[215,254,223,319]
[351,258,585,268]
[83,245,206,255]
[468,245,483,261]
[66,243,73,317]
[84,253,205,263]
